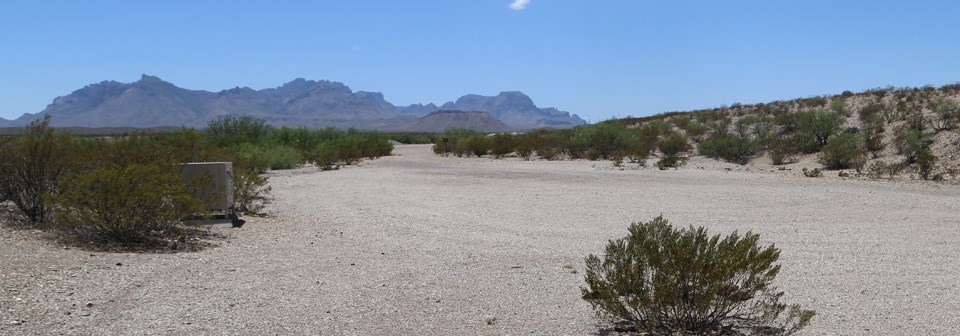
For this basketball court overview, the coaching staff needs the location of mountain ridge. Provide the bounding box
[1,75,586,131]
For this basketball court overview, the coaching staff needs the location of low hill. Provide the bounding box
[380,110,516,133]
[607,83,960,179]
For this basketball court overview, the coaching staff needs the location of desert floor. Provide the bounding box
[2,144,959,335]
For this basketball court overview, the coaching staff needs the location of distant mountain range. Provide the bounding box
[0,75,586,131]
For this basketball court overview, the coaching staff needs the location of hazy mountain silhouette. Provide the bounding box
[1,75,585,131]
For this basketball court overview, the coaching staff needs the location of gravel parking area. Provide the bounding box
[2,144,959,335]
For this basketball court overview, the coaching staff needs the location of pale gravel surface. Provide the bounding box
[2,144,959,335]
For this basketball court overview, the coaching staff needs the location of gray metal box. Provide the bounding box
[179,162,234,211]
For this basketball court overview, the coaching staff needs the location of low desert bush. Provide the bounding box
[432,141,450,155]
[489,133,515,158]
[51,164,203,244]
[206,115,273,147]
[515,143,534,160]
[893,127,930,164]
[928,99,960,132]
[465,135,491,157]
[866,161,903,179]
[610,150,625,167]
[916,149,938,180]
[234,143,301,171]
[232,166,272,214]
[585,148,602,161]
[310,142,340,170]
[539,148,559,160]
[658,132,690,157]
[768,137,798,165]
[582,216,814,335]
[0,116,73,225]
[795,108,845,152]
[656,155,684,170]
[818,133,867,170]
[698,134,760,165]
[571,123,635,159]
[862,119,886,155]
[802,167,822,178]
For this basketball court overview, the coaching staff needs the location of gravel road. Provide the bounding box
[2,144,959,335]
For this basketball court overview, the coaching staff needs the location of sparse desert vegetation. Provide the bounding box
[2,85,960,335]
[4,144,957,335]
[430,83,960,181]
[0,115,393,249]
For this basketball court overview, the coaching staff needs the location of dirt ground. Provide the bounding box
[2,144,959,335]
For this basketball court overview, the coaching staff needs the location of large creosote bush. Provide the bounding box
[582,216,814,335]
[795,108,845,152]
[0,116,74,225]
[51,164,203,244]
[817,133,867,170]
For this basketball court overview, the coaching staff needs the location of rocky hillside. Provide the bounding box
[1,76,585,131]
[615,84,960,180]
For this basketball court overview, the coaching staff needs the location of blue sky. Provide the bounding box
[1,1,958,122]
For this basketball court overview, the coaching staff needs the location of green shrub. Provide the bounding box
[734,115,769,140]
[866,161,902,179]
[571,123,635,159]
[818,133,867,170]
[0,117,74,225]
[582,216,814,335]
[232,166,272,214]
[656,155,684,170]
[893,127,930,164]
[51,164,203,244]
[862,119,886,155]
[698,134,760,165]
[610,150,625,167]
[515,143,534,160]
[465,135,491,157]
[795,108,845,152]
[768,137,798,165]
[489,133,516,158]
[206,115,272,147]
[585,148,602,161]
[234,144,301,171]
[539,148,559,160]
[830,99,849,117]
[266,145,302,170]
[309,142,339,170]
[432,141,450,155]
[624,142,652,164]
[657,132,690,157]
[928,99,960,132]
[883,104,907,124]
[684,121,707,140]
[916,149,938,180]
[858,103,883,123]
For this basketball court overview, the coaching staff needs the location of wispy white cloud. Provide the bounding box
[509,0,530,11]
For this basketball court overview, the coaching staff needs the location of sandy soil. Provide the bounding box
[2,144,959,335]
